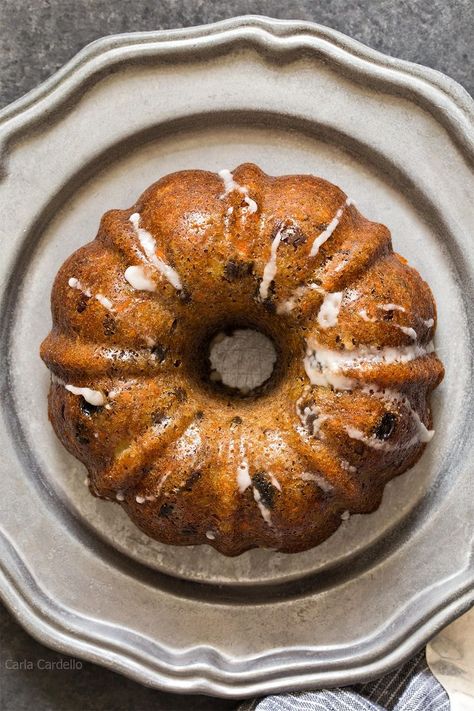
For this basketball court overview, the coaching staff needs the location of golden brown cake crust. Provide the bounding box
[40,164,444,556]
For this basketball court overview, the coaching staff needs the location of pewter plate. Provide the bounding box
[0,16,473,697]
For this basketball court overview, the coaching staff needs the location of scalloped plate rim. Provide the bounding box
[0,14,473,697]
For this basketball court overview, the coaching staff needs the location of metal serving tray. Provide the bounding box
[0,15,472,698]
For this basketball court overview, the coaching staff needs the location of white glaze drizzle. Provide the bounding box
[359,308,417,340]
[309,197,352,257]
[296,397,329,436]
[300,471,334,493]
[277,283,323,315]
[117,472,169,505]
[300,314,437,458]
[344,400,432,451]
[303,350,356,391]
[304,341,434,391]
[253,487,273,527]
[343,425,400,451]
[317,292,343,329]
[237,439,252,492]
[299,369,434,452]
[154,472,170,498]
[411,409,435,442]
[107,388,122,400]
[218,169,258,218]
[340,458,357,473]
[278,283,352,318]
[358,308,377,323]
[423,318,434,328]
[206,531,216,540]
[95,294,114,310]
[68,277,114,311]
[341,510,351,520]
[267,472,282,492]
[68,277,91,297]
[380,303,406,312]
[129,212,182,290]
[259,223,284,300]
[63,383,106,406]
[221,206,233,234]
[124,265,156,292]
[219,168,245,196]
[363,386,434,442]
[243,195,258,213]
[396,325,418,341]
[236,439,276,526]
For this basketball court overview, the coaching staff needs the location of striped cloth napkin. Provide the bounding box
[238,650,449,710]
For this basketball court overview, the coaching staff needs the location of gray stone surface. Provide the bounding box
[1,0,472,109]
[0,1,472,710]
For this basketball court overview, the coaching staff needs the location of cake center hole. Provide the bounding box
[208,328,277,394]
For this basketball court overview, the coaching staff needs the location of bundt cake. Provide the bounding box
[40,163,444,556]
